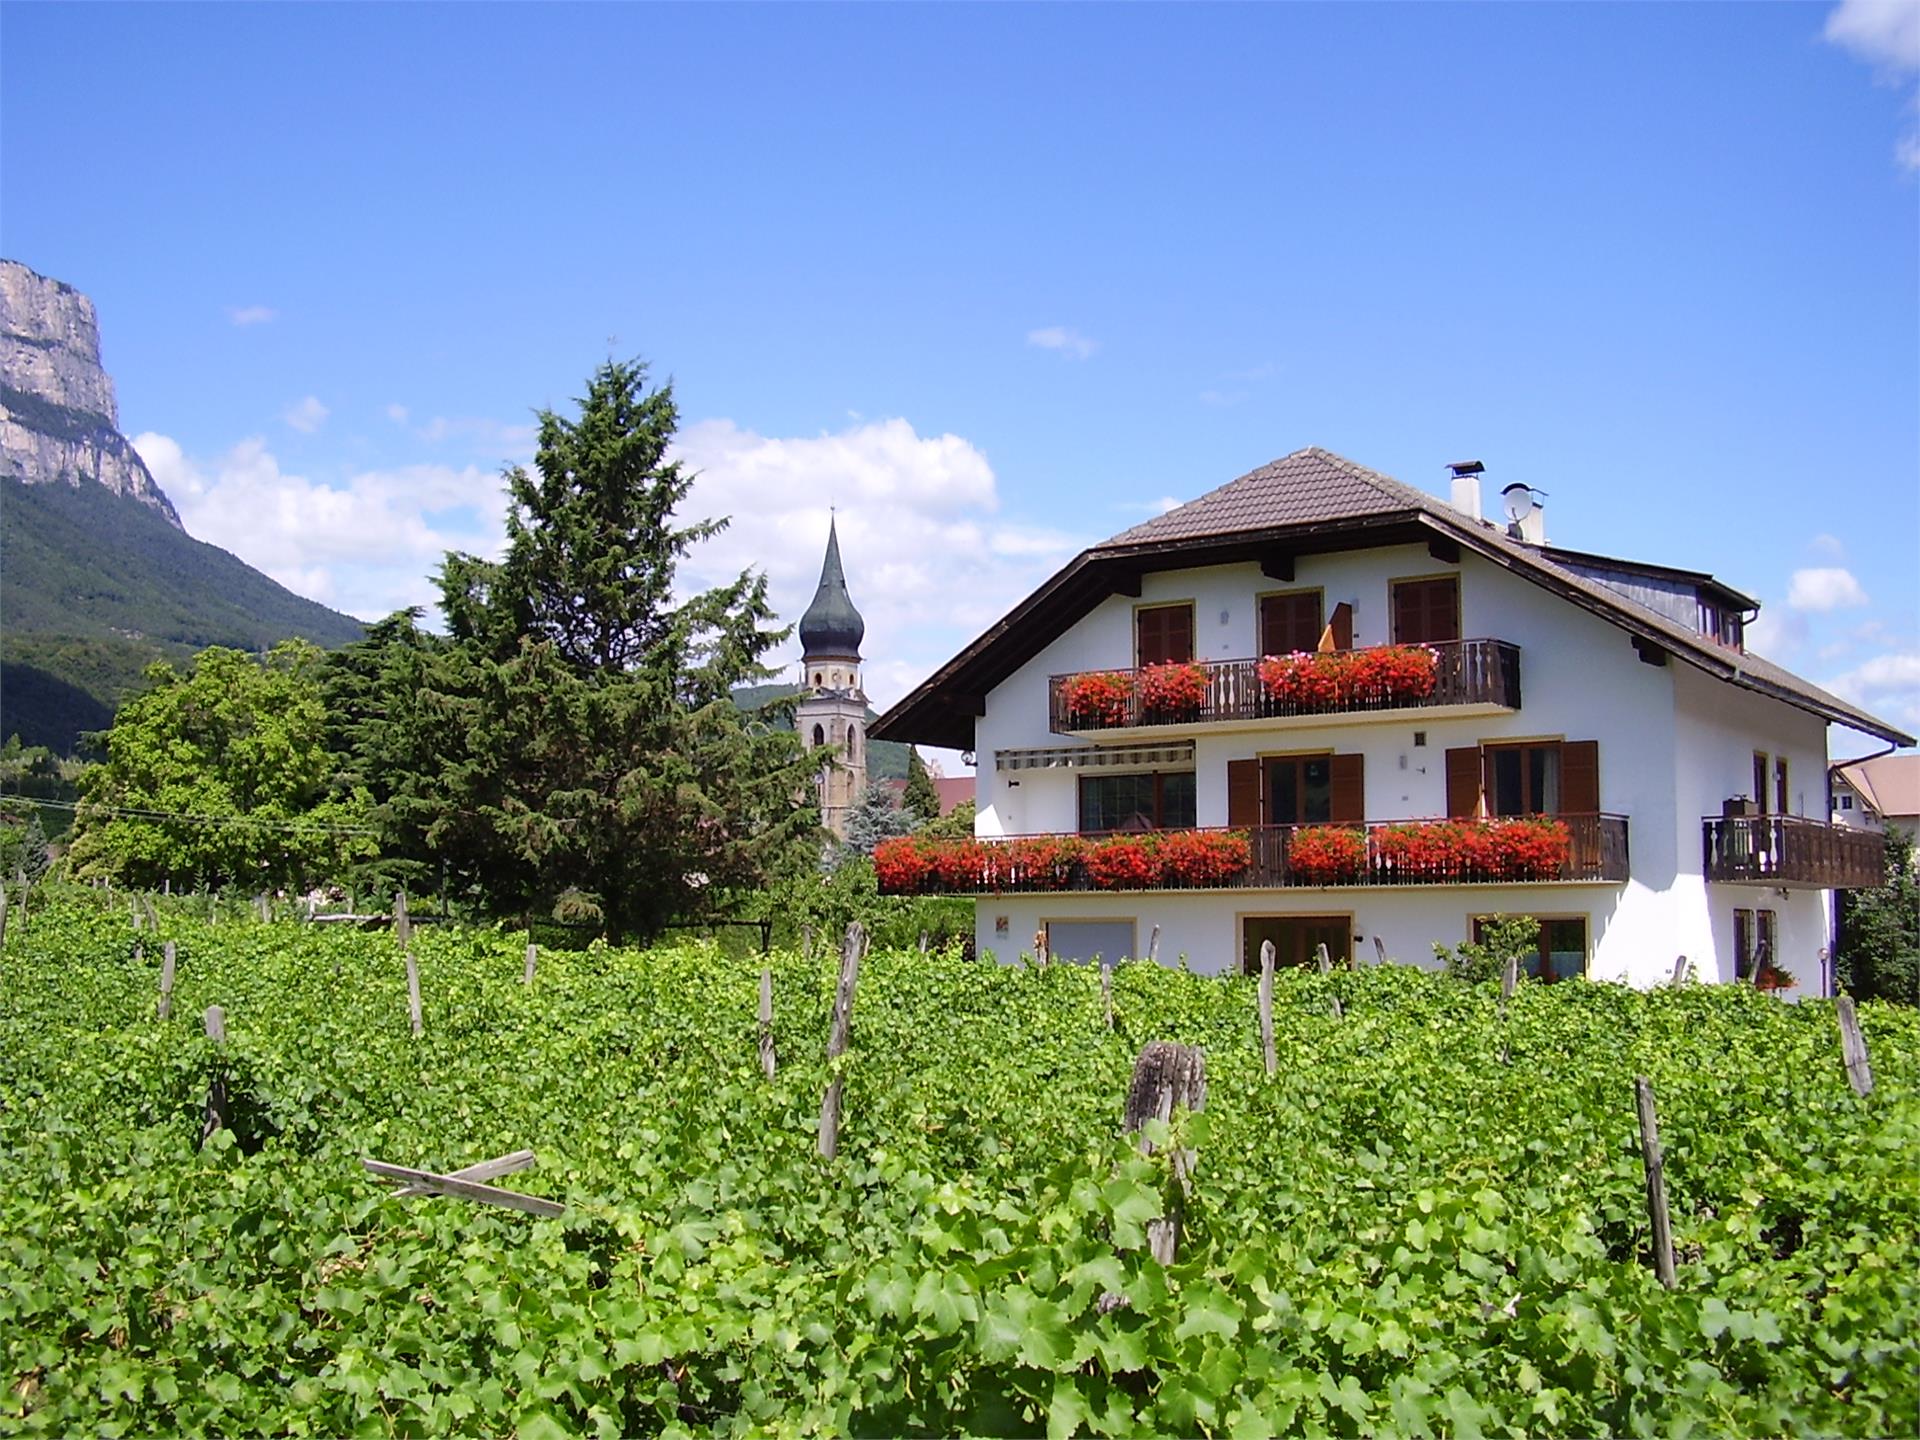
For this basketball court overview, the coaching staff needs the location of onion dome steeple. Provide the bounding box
[799,517,864,659]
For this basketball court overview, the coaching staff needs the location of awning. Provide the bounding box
[995,740,1195,773]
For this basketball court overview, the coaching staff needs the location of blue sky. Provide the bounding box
[4,2,1916,755]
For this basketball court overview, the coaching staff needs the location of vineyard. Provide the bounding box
[3,896,1916,1438]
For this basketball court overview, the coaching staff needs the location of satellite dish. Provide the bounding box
[1500,483,1533,525]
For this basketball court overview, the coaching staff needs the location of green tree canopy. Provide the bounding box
[66,642,375,890]
[903,747,940,824]
[1839,829,1919,1005]
[342,359,819,940]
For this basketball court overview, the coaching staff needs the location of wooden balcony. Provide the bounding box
[1703,815,1886,890]
[1048,638,1521,737]
[877,814,1630,896]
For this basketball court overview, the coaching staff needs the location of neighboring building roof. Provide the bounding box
[879,773,975,817]
[872,446,1916,751]
[799,518,865,659]
[1835,754,1920,820]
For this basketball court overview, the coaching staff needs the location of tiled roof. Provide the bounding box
[1836,754,1920,819]
[1102,447,1427,547]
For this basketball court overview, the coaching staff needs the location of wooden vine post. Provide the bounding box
[523,942,538,986]
[1147,925,1161,965]
[1634,1076,1676,1289]
[759,966,777,1080]
[1257,939,1277,1078]
[0,884,7,952]
[1032,928,1048,969]
[1835,995,1874,1097]
[1315,942,1344,1021]
[1671,954,1688,986]
[817,921,864,1160]
[1123,1042,1207,1264]
[201,1005,230,1145]
[393,890,412,949]
[1099,960,1114,1031]
[395,891,422,1036]
[157,941,177,1020]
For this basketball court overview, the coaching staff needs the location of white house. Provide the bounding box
[871,449,1911,992]
[1832,754,1920,845]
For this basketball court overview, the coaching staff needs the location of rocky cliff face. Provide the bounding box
[0,259,180,527]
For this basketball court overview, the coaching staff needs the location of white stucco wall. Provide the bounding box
[964,541,1842,994]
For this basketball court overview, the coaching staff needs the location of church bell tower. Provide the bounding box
[795,518,867,839]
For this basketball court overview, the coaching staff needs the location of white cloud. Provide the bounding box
[1198,390,1246,408]
[1026,326,1098,360]
[1825,0,1920,70]
[1808,533,1848,560]
[672,416,1087,710]
[1744,602,1806,659]
[1825,649,1920,732]
[1824,0,1920,168]
[1787,566,1870,612]
[417,413,539,455]
[283,396,329,434]
[385,403,410,424]
[227,305,276,327]
[133,431,511,621]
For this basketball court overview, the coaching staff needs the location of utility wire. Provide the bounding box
[11,795,381,836]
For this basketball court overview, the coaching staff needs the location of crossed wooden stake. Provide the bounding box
[362,1150,564,1218]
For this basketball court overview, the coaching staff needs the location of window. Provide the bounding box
[1734,907,1777,980]
[1473,915,1587,983]
[1775,757,1789,816]
[1753,752,1770,813]
[812,723,825,747]
[1447,740,1597,819]
[1699,600,1743,649]
[1243,915,1350,973]
[1260,590,1324,656]
[1840,794,1854,811]
[1078,771,1196,833]
[1391,576,1460,644]
[1267,754,1333,825]
[1045,919,1136,965]
[1485,742,1561,817]
[1136,604,1194,666]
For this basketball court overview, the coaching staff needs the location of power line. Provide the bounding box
[11,795,381,836]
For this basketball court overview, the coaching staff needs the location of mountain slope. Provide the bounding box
[1,476,364,751]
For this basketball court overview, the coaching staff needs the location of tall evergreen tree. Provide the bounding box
[903,747,941,824]
[394,359,817,940]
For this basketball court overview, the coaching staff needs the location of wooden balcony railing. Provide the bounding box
[1048,638,1521,735]
[1703,815,1886,890]
[875,814,1630,896]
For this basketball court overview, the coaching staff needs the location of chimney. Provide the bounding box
[1447,459,1485,521]
[1500,482,1547,545]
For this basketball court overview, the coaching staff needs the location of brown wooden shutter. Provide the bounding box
[1324,601,1354,652]
[1446,745,1483,818]
[1137,604,1194,665]
[1227,759,1260,827]
[1560,740,1599,814]
[1261,592,1324,655]
[1329,753,1365,824]
[1392,578,1460,644]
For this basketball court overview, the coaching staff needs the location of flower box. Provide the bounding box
[1137,661,1209,719]
[1085,837,1160,890]
[1060,670,1134,727]
[1286,825,1368,884]
[1155,829,1251,886]
[1257,645,1440,711]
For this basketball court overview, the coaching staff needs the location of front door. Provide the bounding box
[1242,915,1351,974]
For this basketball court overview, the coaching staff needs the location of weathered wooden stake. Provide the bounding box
[1258,939,1277,1078]
[1672,954,1688,986]
[201,1006,230,1144]
[1147,925,1161,965]
[405,948,423,1036]
[1316,942,1344,1020]
[131,905,143,932]
[1123,1042,1207,1264]
[0,885,7,951]
[918,930,930,954]
[1033,928,1048,969]
[1372,935,1387,966]
[256,893,271,923]
[523,942,538,986]
[818,921,864,1160]
[1835,995,1874,1097]
[158,941,177,1020]
[393,891,412,950]
[801,924,815,961]
[758,966,777,1080]
[1099,960,1114,1031]
[1634,1076,1676,1289]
